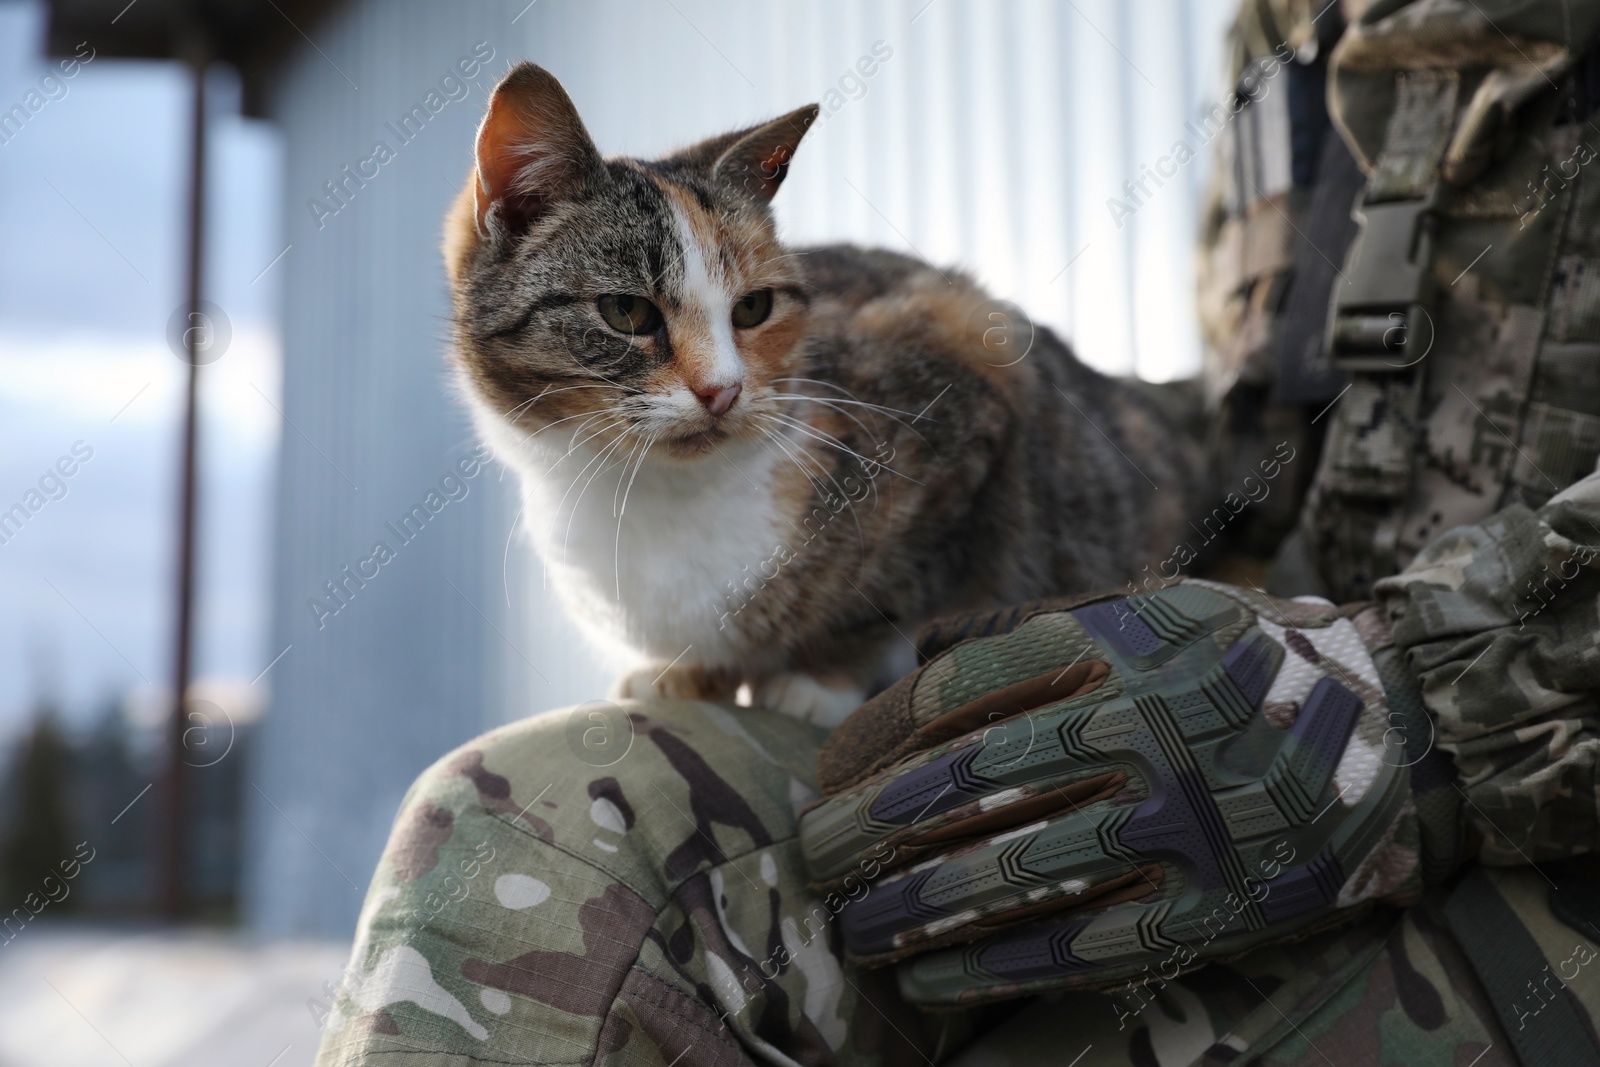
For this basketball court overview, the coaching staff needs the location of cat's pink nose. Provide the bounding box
[697,382,741,417]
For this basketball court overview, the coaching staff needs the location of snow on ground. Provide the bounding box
[0,923,348,1067]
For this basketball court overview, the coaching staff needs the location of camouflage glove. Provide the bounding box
[798,581,1452,1007]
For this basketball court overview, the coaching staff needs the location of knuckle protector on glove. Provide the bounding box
[799,583,1417,1005]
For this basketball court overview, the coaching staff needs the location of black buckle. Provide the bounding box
[1326,185,1439,371]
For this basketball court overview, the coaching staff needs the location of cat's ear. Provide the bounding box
[472,63,603,236]
[710,104,821,202]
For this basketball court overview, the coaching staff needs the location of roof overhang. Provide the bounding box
[43,0,346,116]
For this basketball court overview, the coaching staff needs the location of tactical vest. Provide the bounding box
[1198,5,1600,1064]
[1300,1,1600,600]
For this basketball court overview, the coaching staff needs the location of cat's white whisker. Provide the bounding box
[517,405,619,448]
[757,423,868,556]
[612,433,644,519]
[560,428,634,565]
[502,387,549,422]
[756,410,853,453]
[764,393,893,466]
[559,414,609,454]
[504,383,642,432]
[525,415,626,497]
[756,416,894,544]
[766,386,933,448]
[776,400,888,509]
[756,423,827,498]
[613,430,657,600]
[551,404,642,456]
[515,383,639,420]
[503,504,523,609]
[569,413,629,454]
[771,377,922,419]
[544,429,617,520]
[757,411,922,486]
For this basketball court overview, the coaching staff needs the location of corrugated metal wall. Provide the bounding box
[245,1,572,936]
[249,0,1234,936]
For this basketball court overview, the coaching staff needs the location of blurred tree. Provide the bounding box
[0,708,78,912]
[77,699,152,913]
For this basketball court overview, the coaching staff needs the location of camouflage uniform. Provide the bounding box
[310,701,957,1066]
[314,480,1600,1067]
[1199,0,1600,603]
[1295,0,1600,602]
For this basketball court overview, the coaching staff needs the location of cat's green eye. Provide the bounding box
[597,294,662,335]
[731,289,773,328]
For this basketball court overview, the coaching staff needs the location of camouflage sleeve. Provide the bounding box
[311,699,949,1067]
[1375,471,1600,865]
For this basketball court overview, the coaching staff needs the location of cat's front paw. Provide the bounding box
[611,662,736,703]
[752,674,866,729]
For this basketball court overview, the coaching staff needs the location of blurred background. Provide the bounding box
[0,0,1242,1061]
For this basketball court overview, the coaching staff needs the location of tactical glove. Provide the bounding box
[799,580,1457,1006]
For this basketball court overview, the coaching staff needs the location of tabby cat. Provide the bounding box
[445,63,1200,727]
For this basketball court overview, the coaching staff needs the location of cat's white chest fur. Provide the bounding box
[491,419,786,667]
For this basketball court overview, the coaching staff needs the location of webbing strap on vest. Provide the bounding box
[1325,69,1455,405]
[1443,868,1600,1067]
[1305,50,1600,602]
[1271,127,1362,406]
[1312,71,1458,590]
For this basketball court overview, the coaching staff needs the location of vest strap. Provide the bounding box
[1444,868,1600,1067]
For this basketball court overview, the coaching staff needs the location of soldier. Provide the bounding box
[309,484,1600,1065]
[314,2,1600,1064]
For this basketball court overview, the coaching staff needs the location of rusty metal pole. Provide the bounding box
[159,48,207,919]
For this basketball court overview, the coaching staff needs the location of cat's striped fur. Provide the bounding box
[444,63,1201,726]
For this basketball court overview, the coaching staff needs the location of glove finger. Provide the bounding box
[803,662,1117,886]
[837,794,1164,963]
[818,599,1117,797]
[824,617,1276,960]
[894,880,1369,1007]
[807,586,1248,883]
[912,590,1116,664]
